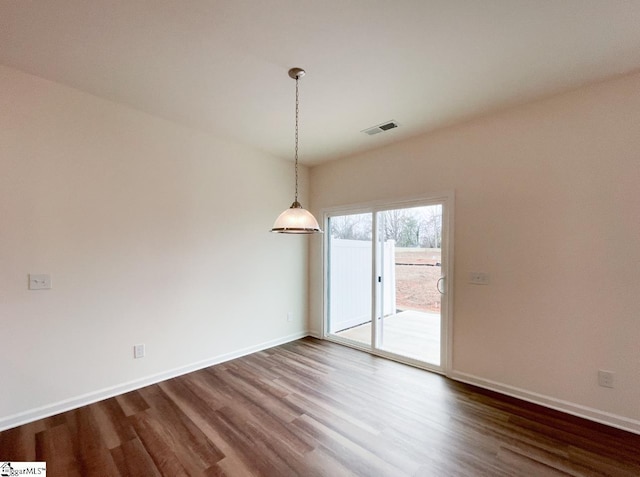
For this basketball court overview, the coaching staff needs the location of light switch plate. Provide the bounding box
[29,274,52,290]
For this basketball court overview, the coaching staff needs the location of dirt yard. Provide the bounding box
[395,249,442,313]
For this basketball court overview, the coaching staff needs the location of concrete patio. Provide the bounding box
[335,310,441,365]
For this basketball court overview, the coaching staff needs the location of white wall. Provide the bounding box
[0,65,310,429]
[309,72,640,433]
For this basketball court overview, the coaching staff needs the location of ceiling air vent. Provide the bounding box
[362,120,399,136]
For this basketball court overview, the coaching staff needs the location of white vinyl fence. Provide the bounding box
[329,239,396,333]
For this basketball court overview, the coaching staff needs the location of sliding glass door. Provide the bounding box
[325,197,451,371]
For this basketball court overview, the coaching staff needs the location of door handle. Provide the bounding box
[437,276,446,294]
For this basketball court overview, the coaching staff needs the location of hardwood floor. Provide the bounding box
[1,338,639,476]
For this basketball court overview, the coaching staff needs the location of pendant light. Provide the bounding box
[271,68,323,234]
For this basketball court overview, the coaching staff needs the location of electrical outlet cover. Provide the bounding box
[598,370,614,388]
[469,271,489,285]
[29,274,52,290]
[134,344,145,359]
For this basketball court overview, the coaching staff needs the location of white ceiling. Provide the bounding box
[2,1,640,165]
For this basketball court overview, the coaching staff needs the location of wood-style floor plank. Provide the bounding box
[35,424,83,477]
[0,420,44,461]
[2,337,639,476]
[114,389,150,417]
[110,437,162,477]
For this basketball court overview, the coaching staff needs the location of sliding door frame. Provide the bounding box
[322,191,455,375]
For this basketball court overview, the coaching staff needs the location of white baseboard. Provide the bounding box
[449,370,640,435]
[0,331,311,432]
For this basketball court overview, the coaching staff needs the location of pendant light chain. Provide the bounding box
[270,67,322,234]
[294,75,300,204]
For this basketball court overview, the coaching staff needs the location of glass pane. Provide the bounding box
[377,204,442,365]
[328,213,372,347]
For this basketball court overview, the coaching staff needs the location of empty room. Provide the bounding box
[1,1,640,475]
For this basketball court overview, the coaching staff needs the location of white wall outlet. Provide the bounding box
[469,271,490,285]
[134,344,145,359]
[29,273,52,290]
[598,369,614,388]
[287,312,293,322]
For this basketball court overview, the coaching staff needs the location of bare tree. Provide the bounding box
[419,205,442,248]
[382,209,405,242]
[330,206,441,247]
[330,214,372,240]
